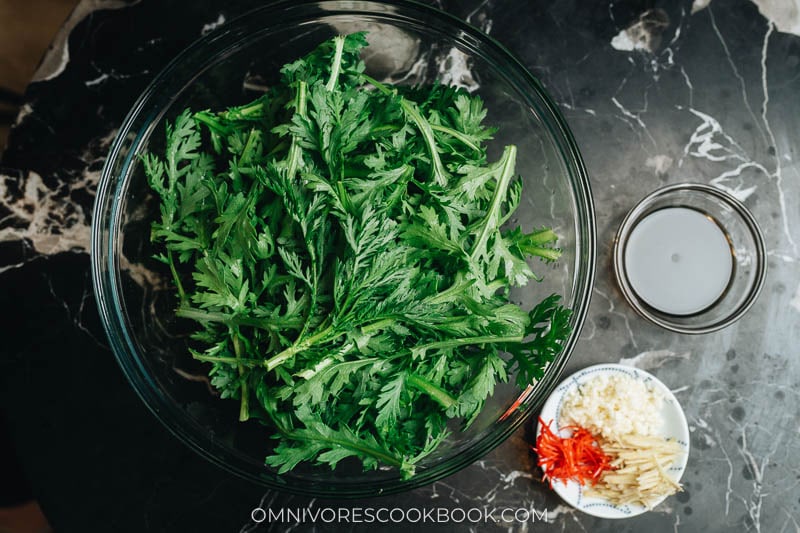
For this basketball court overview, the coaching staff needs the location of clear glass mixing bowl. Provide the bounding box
[91,0,595,497]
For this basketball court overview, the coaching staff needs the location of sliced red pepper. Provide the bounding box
[532,418,614,487]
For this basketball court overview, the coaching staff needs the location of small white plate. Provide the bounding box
[536,363,690,519]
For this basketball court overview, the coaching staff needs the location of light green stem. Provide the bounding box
[360,318,397,335]
[232,101,265,117]
[284,430,404,468]
[177,306,300,331]
[361,74,392,96]
[429,123,481,152]
[525,228,558,245]
[469,145,517,260]
[167,252,186,303]
[238,127,259,166]
[399,99,448,187]
[524,246,562,262]
[325,35,346,91]
[264,315,407,371]
[193,111,229,136]
[191,353,263,367]
[232,334,249,422]
[287,81,307,179]
[264,325,338,371]
[407,373,457,409]
[425,276,475,305]
[415,334,523,353]
[361,74,447,186]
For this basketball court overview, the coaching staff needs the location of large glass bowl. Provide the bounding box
[91,0,595,497]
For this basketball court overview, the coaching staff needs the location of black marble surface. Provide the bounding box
[2,0,799,531]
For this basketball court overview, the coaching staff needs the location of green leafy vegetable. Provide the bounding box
[145,32,571,479]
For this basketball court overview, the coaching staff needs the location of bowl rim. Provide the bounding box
[91,0,596,496]
[612,182,767,334]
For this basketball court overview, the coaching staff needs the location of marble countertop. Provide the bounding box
[1,0,798,531]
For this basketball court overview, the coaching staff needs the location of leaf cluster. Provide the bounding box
[144,33,571,478]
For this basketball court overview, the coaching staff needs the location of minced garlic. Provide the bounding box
[560,373,663,441]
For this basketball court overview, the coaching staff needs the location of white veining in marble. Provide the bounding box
[84,73,110,87]
[201,13,226,35]
[759,22,799,257]
[437,48,480,92]
[618,349,691,371]
[689,416,718,449]
[687,361,800,532]
[13,103,33,127]
[611,29,645,53]
[593,288,638,349]
[432,1,493,92]
[749,0,800,37]
[557,103,597,116]
[610,9,670,54]
[708,6,768,145]
[680,107,746,164]
[679,107,767,201]
[645,154,674,175]
[0,125,120,273]
[329,22,422,83]
[691,0,713,14]
[32,0,141,83]
[611,95,656,147]
[0,171,92,262]
[465,0,493,34]
[694,0,800,37]
[45,271,107,348]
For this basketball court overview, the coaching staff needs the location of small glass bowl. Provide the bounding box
[613,183,766,334]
